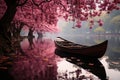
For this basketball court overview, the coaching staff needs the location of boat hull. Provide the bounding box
[54,37,108,58]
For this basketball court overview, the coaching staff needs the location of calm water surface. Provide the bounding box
[56,35,120,80]
[0,34,120,80]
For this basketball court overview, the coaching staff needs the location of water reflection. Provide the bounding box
[58,35,120,80]
[0,35,120,80]
[60,35,120,69]
[1,38,58,80]
[55,49,107,80]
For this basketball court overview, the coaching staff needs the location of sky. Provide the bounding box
[57,10,120,36]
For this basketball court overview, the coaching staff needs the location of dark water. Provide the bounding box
[0,34,120,80]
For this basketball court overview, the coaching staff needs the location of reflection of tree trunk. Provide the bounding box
[13,41,26,56]
[28,37,34,49]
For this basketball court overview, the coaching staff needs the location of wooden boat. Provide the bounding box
[54,37,108,58]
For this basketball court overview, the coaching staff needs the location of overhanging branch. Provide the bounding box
[17,0,28,6]
[32,0,52,6]
[54,0,68,12]
[32,0,52,13]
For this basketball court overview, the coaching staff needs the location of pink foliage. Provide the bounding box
[0,0,120,30]
[75,20,82,28]
[14,0,61,32]
[89,25,93,29]
[97,19,104,26]
[90,19,94,25]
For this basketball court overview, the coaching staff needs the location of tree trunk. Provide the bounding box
[0,0,17,38]
[0,0,17,55]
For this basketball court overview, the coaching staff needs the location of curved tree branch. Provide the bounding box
[54,0,68,12]
[32,0,52,13]
[32,0,51,6]
[59,2,67,11]
[17,0,28,6]
[32,0,40,6]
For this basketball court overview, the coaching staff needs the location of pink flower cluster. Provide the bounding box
[0,0,120,30]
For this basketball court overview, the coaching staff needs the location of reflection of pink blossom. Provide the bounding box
[11,39,58,80]
[20,38,29,50]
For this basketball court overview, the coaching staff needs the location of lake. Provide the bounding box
[0,34,120,80]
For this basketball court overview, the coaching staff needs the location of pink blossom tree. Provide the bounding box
[0,0,120,33]
[0,0,120,53]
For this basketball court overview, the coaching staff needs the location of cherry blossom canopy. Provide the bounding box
[0,0,120,31]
